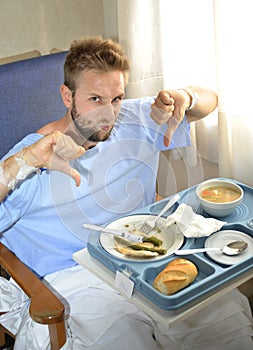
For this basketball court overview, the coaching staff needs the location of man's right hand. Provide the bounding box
[23,131,85,186]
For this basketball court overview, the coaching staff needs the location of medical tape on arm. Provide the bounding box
[0,152,39,190]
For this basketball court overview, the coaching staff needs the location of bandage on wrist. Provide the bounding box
[0,151,39,190]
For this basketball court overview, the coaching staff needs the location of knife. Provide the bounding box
[82,223,144,243]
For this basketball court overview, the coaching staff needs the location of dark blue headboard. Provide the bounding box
[0,51,68,158]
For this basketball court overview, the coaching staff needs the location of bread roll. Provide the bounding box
[153,258,198,295]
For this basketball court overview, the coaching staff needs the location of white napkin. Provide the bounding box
[165,203,226,238]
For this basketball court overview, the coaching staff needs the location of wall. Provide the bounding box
[0,0,104,58]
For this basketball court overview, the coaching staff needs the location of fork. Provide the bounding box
[139,194,180,235]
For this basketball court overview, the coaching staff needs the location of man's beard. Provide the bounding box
[71,101,113,142]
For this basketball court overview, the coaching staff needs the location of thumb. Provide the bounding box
[69,166,82,187]
[163,107,185,147]
[164,127,172,147]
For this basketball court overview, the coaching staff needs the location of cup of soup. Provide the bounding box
[196,179,244,217]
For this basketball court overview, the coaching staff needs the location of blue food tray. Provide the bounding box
[87,178,253,311]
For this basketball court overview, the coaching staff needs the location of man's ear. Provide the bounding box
[60,84,73,108]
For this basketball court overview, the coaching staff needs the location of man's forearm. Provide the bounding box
[185,86,218,122]
[0,150,37,202]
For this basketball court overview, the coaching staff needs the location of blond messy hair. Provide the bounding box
[64,36,130,91]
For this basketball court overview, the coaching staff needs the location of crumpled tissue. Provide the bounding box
[165,203,226,237]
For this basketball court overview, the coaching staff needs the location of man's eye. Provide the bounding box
[112,96,123,104]
[90,96,100,102]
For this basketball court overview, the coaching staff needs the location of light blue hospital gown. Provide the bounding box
[0,97,190,277]
[0,97,252,349]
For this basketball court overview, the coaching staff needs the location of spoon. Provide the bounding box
[174,240,248,256]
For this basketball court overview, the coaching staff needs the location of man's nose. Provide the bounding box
[101,104,117,123]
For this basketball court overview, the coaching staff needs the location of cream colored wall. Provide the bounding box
[0,0,104,58]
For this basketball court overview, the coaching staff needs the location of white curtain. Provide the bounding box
[214,0,253,186]
[103,0,164,98]
[103,0,253,187]
[159,0,218,174]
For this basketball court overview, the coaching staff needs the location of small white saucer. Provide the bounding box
[205,230,253,265]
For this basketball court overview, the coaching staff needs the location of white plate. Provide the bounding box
[99,215,184,262]
[205,230,253,265]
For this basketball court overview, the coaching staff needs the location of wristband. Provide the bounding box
[180,88,199,111]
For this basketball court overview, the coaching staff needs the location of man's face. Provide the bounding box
[70,70,125,142]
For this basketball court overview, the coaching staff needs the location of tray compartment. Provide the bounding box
[190,223,253,268]
[179,180,253,225]
[138,255,216,310]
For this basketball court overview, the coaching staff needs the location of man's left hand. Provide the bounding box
[150,89,190,146]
